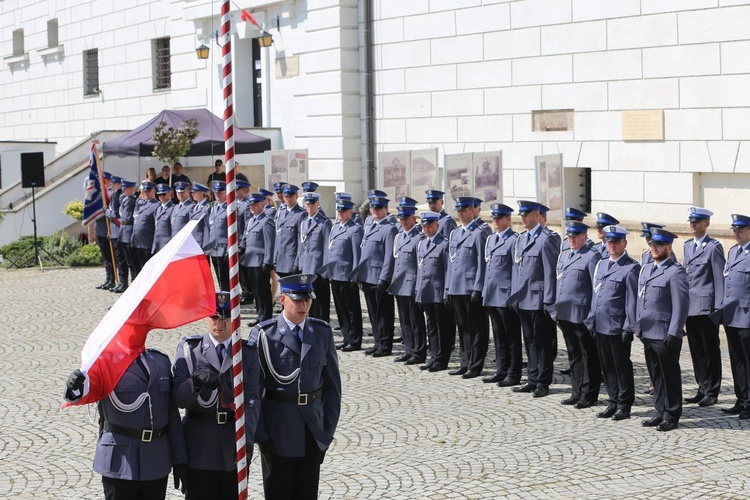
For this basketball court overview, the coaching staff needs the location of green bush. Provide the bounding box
[0,232,91,268]
[67,243,104,267]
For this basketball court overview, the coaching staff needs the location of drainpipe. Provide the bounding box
[363,0,376,191]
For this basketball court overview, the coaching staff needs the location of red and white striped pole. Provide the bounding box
[220,1,248,498]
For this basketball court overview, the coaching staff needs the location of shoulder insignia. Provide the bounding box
[145,347,170,360]
[308,317,331,328]
[259,319,276,329]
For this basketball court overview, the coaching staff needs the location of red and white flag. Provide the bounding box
[240,9,260,27]
[63,220,216,408]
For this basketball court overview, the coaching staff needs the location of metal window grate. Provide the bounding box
[153,37,171,90]
[84,49,99,96]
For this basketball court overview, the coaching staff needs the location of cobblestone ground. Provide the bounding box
[1,267,749,499]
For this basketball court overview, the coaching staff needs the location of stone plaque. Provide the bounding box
[275,55,299,79]
[622,110,664,141]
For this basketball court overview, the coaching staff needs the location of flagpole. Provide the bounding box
[93,141,118,285]
[220,2,248,499]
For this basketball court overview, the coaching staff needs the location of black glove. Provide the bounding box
[258,441,276,470]
[65,369,85,400]
[292,267,301,275]
[262,264,273,274]
[377,280,389,293]
[470,290,482,303]
[238,246,246,255]
[192,369,220,391]
[665,335,680,349]
[621,330,634,345]
[172,464,188,493]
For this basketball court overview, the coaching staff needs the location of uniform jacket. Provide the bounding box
[438,210,457,240]
[190,199,211,251]
[131,198,159,250]
[173,333,261,471]
[264,204,277,220]
[595,241,610,260]
[683,236,725,316]
[415,233,449,304]
[274,204,305,273]
[170,200,195,237]
[96,188,121,239]
[249,316,342,457]
[387,225,425,297]
[445,219,492,296]
[508,225,560,310]
[91,350,187,481]
[295,211,333,274]
[482,229,519,308]
[151,201,174,254]
[240,213,275,267]
[553,245,601,323]
[720,243,750,328]
[350,218,398,285]
[585,252,640,336]
[321,219,363,281]
[635,258,689,340]
[207,202,228,257]
[641,248,677,266]
[118,195,136,244]
[561,237,595,252]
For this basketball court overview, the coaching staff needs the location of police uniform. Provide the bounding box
[559,207,595,252]
[64,349,188,499]
[172,294,262,500]
[594,212,619,260]
[415,212,454,371]
[508,200,561,396]
[554,222,602,407]
[424,190,458,240]
[295,192,333,323]
[635,228,689,431]
[274,184,305,277]
[235,181,253,304]
[482,204,522,385]
[249,275,342,500]
[115,181,137,292]
[352,196,399,356]
[131,181,160,276]
[683,207,725,406]
[95,176,121,290]
[333,192,363,226]
[321,199,364,350]
[586,226,640,419]
[207,181,230,291]
[190,182,212,252]
[151,184,174,255]
[171,184,196,237]
[259,188,278,219]
[388,202,427,363]
[241,193,276,325]
[445,197,492,378]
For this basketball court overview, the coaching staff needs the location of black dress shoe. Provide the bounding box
[512,382,535,393]
[342,345,361,352]
[335,342,348,350]
[560,368,572,376]
[371,350,391,358]
[364,347,376,355]
[739,411,750,420]
[597,406,617,418]
[419,361,434,371]
[498,378,521,387]
[698,396,718,407]
[333,324,342,331]
[112,283,128,294]
[482,373,505,384]
[96,280,114,290]
[721,403,743,414]
[394,353,411,362]
[462,370,480,380]
[448,367,468,376]
[574,400,595,409]
[684,393,704,404]
[393,336,403,343]
[611,409,631,421]
[561,397,580,406]
[405,358,425,366]
[641,416,662,427]
[656,421,678,432]
[532,386,549,398]
[428,363,447,372]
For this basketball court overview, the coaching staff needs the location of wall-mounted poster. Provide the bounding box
[287,149,308,187]
[265,150,288,190]
[535,153,564,221]
[410,148,439,199]
[473,151,502,208]
[444,153,474,200]
[379,150,411,201]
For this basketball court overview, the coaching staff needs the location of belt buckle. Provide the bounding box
[297,393,308,405]
[141,429,153,442]
[217,412,228,424]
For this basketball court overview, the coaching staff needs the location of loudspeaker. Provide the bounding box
[21,152,45,188]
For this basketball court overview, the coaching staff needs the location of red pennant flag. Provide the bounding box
[62,220,216,408]
[241,9,260,27]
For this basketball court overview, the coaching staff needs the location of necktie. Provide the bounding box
[425,239,431,251]
[693,241,698,254]
[607,260,614,271]
[292,325,302,346]
[217,343,225,363]
[307,218,313,231]
[569,251,575,262]
[136,355,149,379]
[650,264,658,276]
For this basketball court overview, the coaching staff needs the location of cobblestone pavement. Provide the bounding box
[2,267,750,499]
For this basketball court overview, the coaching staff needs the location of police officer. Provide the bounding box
[594,212,620,259]
[446,196,492,379]
[241,193,276,327]
[295,192,333,323]
[482,203,522,386]
[365,190,398,226]
[131,180,159,276]
[717,214,750,419]
[208,181,230,291]
[683,207,725,407]
[554,221,602,408]
[259,187,277,219]
[636,228,689,431]
[113,180,138,293]
[173,292,261,499]
[354,196,398,357]
[249,275,342,500]
[639,222,674,266]
[274,184,305,278]
[586,225,640,421]
[334,192,363,225]
[170,181,195,236]
[151,184,174,255]
[301,181,327,218]
[560,207,595,252]
[94,172,120,290]
[235,179,253,304]
[64,349,188,499]
[389,199,427,365]
[190,182,212,252]
[509,200,560,398]
[425,189,457,239]
[415,211,453,372]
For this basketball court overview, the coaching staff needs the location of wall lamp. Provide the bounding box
[196,31,222,60]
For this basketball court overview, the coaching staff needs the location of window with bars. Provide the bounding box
[83,49,99,96]
[152,37,171,91]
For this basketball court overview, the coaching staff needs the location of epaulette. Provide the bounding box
[182,334,203,345]
[145,347,170,360]
[626,256,639,265]
[259,318,276,329]
[307,317,331,328]
[518,230,529,235]
[314,212,327,222]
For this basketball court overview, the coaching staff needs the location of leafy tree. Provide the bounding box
[151,119,199,165]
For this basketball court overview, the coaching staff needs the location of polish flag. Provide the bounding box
[63,220,216,408]
[240,9,260,27]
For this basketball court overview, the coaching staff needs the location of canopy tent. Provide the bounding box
[102,108,271,157]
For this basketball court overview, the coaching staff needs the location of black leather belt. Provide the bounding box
[121,222,133,226]
[103,422,167,442]
[265,389,323,406]
[186,409,234,424]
